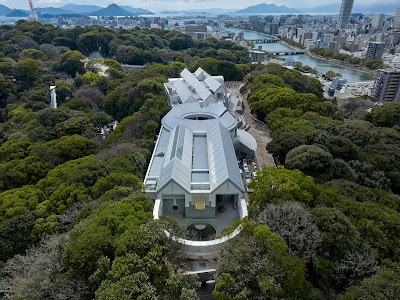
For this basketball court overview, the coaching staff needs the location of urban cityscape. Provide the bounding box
[0,0,399,299]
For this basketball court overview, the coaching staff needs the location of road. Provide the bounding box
[241,90,275,169]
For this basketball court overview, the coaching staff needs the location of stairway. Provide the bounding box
[198,281,216,300]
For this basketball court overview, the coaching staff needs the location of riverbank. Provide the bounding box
[275,36,375,77]
[227,27,373,81]
[305,51,376,76]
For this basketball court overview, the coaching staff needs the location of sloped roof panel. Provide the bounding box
[194,67,206,80]
[204,76,222,93]
[157,124,193,193]
[207,122,244,192]
[173,79,195,103]
[147,127,171,177]
[234,129,257,152]
[180,68,215,102]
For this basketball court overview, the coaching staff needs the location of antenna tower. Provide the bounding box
[28,0,38,22]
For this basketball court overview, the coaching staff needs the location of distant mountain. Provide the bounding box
[6,10,29,17]
[0,4,12,16]
[61,4,103,14]
[120,6,153,15]
[159,8,236,15]
[36,7,74,15]
[301,2,400,13]
[88,4,135,16]
[236,3,300,14]
[299,3,340,13]
[159,10,209,15]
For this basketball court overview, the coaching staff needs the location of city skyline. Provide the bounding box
[0,0,396,12]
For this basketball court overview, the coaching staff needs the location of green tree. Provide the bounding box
[325,70,342,80]
[0,75,17,108]
[15,58,42,83]
[54,80,75,104]
[325,135,359,161]
[285,144,334,181]
[340,261,400,300]
[367,102,400,128]
[0,138,33,162]
[47,134,97,163]
[75,71,102,87]
[58,50,86,77]
[92,172,143,198]
[248,166,320,214]
[19,48,47,60]
[311,207,360,260]
[214,223,309,300]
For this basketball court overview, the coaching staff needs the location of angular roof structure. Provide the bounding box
[145,68,245,194]
[164,67,231,108]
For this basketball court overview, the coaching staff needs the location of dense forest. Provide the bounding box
[0,20,399,300]
[0,21,252,299]
[212,64,400,299]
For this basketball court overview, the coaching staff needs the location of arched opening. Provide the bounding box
[186,223,216,241]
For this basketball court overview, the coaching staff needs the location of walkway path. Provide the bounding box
[241,90,275,169]
[226,83,275,169]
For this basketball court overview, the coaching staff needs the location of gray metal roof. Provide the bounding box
[162,102,237,132]
[191,171,210,183]
[233,129,257,152]
[157,124,193,192]
[208,122,244,192]
[173,79,196,103]
[204,76,223,93]
[194,67,206,80]
[145,70,246,195]
[147,126,171,177]
[192,135,208,169]
[180,68,215,103]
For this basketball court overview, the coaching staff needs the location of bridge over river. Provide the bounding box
[266,50,305,55]
[248,39,279,43]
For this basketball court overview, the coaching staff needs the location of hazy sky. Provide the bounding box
[0,0,384,11]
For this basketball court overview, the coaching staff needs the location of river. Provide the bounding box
[227,28,374,82]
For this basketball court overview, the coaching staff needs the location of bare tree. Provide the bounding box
[59,201,89,231]
[1,234,89,300]
[256,201,321,262]
[73,87,104,111]
[40,44,61,60]
[96,143,138,161]
[332,244,379,283]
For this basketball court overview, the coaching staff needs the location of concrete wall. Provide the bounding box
[159,199,248,260]
[153,199,162,219]
[239,199,248,219]
[209,180,244,204]
[165,226,242,260]
[162,198,185,214]
[185,204,215,219]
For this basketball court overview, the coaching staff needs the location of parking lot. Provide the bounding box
[238,158,257,193]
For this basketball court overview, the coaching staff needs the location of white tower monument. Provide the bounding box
[50,86,57,109]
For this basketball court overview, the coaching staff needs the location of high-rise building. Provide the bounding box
[372,69,400,102]
[338,0,355,29]
[366,42,385,60]
[393,8,400,28]
[372,14,385,30]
